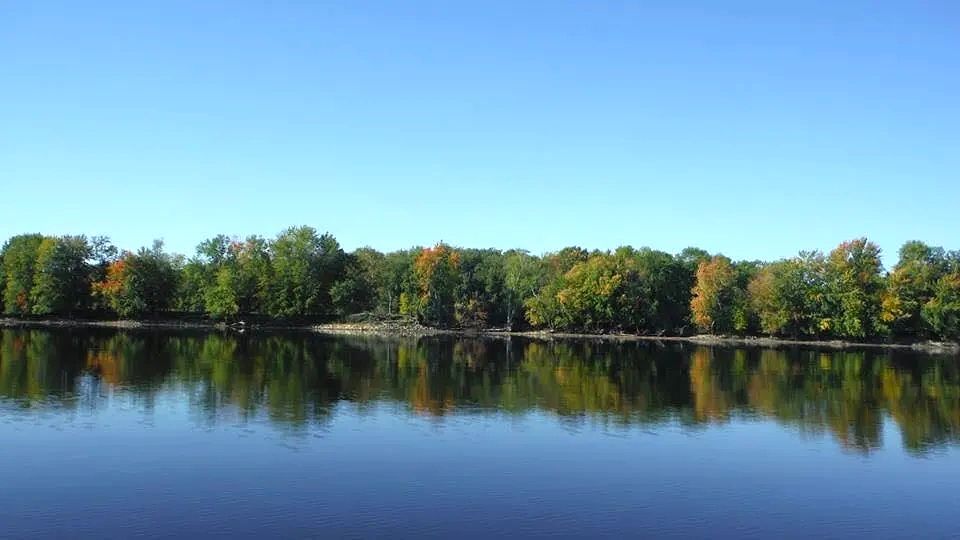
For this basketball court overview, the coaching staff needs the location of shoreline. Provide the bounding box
[1,317,957,353]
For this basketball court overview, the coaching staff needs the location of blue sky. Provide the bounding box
[2,1,957,266]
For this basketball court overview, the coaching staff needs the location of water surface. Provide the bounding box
[1,329,958,538]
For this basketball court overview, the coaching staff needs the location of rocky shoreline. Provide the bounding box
[311,320,448,337]
[497,331,957,352]
[1,317,957,353]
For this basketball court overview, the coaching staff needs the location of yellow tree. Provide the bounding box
[690,256,738,333]
[413,244,461,326]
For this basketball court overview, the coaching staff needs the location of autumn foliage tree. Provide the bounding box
[554,254,624,331]
[92,257,129,315]
[690,256,739,333]
[0,228,957,341]
[92,241,179,318]
[413,244,461,326]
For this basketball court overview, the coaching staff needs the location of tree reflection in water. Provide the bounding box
[1,329,957,454]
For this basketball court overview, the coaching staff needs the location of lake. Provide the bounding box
[0,328,958,538]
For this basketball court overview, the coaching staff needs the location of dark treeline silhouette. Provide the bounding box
[1,227,958,341]
[2,328,958,454]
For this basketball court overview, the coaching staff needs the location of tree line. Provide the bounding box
[1,227,958,340]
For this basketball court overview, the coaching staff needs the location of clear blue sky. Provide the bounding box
[2,1,957,266]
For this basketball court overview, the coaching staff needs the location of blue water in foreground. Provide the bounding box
[0,329,957,538]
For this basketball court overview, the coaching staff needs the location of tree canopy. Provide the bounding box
[1,229,957,342]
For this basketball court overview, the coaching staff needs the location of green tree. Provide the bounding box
[175,258,210,312]
[524,247,589,330]
[503,250,544,329]
[266,227,345,318]
[524,249,662,332]
[200,235,273,316]
[348,247,389,314]
[197,234,231,267]
[330,252,377,318]
[882,241,950,338]
[922,271,960,340]
[620,248,692,334]
[233,235,272,314]
[524,278,564,329]
[205,265,239,319]
[378,249,418,316]
[128,241,180,316]
[748,253,825,337]
[823,238,886,339]
[1,234,45,315]
[30,235,92,315]
[456,249,507,328]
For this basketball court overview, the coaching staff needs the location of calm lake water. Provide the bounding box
[1,329,958,539]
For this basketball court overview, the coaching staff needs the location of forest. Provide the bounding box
[1,227,958,341]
